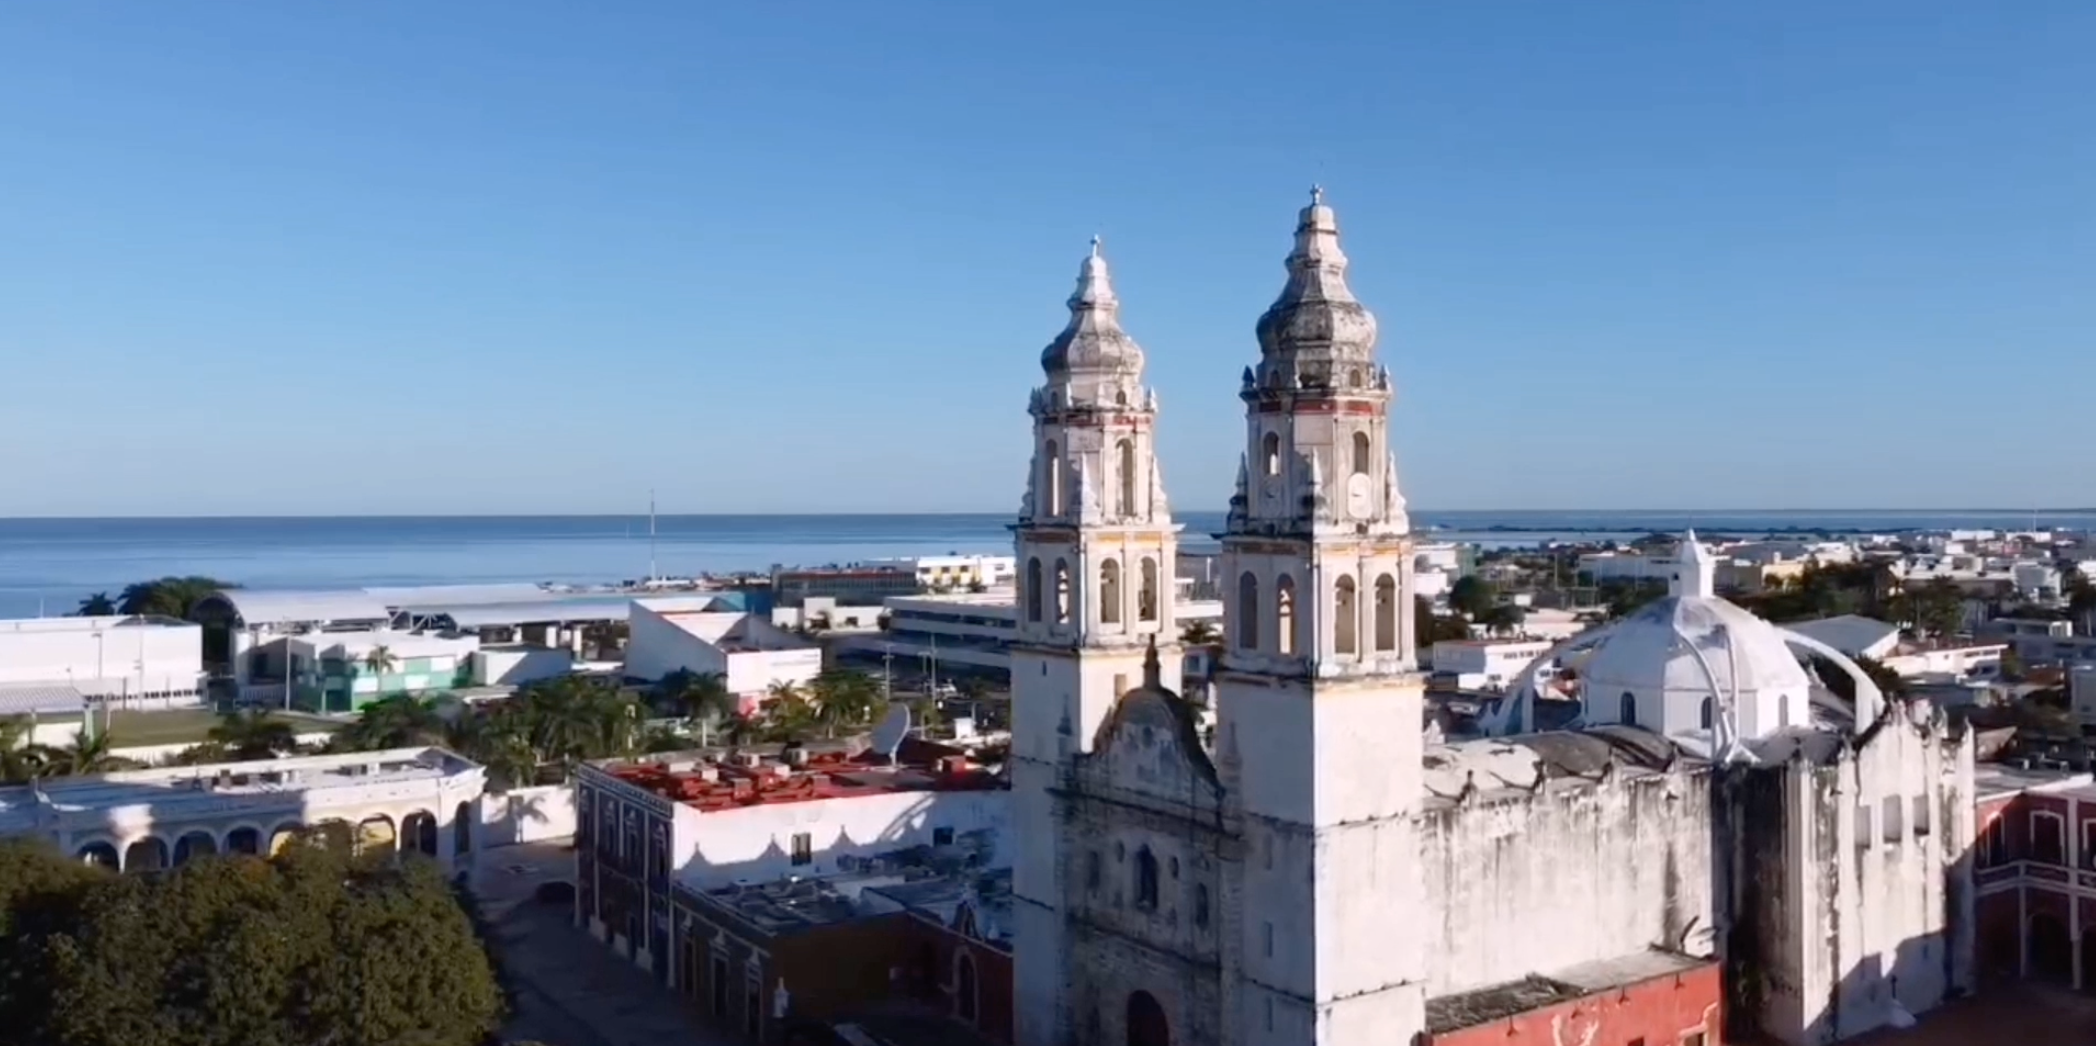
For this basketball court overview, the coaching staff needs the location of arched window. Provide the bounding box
[1044,440,1062,516]
[1086,850,1102,891]
[1619,692,1638,727]
[1262,432,1282,477]
[1054,559,1073,625]
[1700,696,1714,730]
[1334,575,1358,654]
[1352,431,1371,475]
[1117,439,1137,518]
[1100,559,1123,625]
[1373,574,1398,652]
[1275,575,1297,655]
[1127,991,1170,1046]
[954,952,979,1024]
[1138,558,1159,622]
[1134,847,1159,909]
[1236,573,1260,650]
[1194,883,1211,928]
[1025,558,1043,623]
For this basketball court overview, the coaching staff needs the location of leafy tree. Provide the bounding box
[1448,575,1496,619]
[1915,578,1967,638]
[114,576,235,619]
[1599,580,1667,620]
[74,592,117,616]
[659,670,735,745]
[1413,596,1469,648]
[0,716,47,784]
[1477,603,1527,637]
[0,838,502,1046]
[334,693,447,752]
[31,729,136,777]
[808,670,883,737]
[1180,620,1222,646]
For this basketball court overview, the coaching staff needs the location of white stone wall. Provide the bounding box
[664,788,1008,890]
[1419,768,1717,997]
[477,782,577,846]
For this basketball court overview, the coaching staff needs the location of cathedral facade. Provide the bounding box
[1008,194,1977,1046]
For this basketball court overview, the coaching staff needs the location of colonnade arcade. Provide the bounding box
[67,799,475,873]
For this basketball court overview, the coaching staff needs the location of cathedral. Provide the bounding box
[1006,191,1978,1046]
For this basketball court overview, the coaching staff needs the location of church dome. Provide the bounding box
[1254,187,1379,370]
[1041,238,1146,379]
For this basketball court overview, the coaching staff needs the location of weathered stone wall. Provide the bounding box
[1419,767,1717,997]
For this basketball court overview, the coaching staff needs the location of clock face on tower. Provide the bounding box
[1261,475,1283,510]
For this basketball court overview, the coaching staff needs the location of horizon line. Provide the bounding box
[1,508,2091,522]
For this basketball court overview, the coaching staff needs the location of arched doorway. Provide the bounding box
[225,827,261,855]
[454,801,474,857]
[953,952,978,1024]
[402,810,439,856]
[2030,913,2073,986]
[356,815,398,858]
[124,837,168,873]
[77,841,119,870]
[268,823,303,856]
[173,831,218,866]
[1127,990,1169,1046]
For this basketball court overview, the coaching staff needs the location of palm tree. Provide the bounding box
[808,671,882,737]
[74,592,117,616]
[208,709,301,759]
[361,645,401,699]
[1180,620,1222,646]
[34,729,135,777]
[0,716,46,784]
[670,672,736,746]
[335,694,446,751]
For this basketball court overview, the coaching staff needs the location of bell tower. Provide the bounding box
[1216,190,1428,1044]
[1009,239,1183,1046]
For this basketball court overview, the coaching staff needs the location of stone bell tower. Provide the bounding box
[1009,239,1184,1046]
[1214,190,1428,1045]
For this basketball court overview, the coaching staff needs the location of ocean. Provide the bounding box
[0,510,2090,620]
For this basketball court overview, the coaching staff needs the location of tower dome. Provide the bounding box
[1253,187,1380,381]
[1040,237,1145,380]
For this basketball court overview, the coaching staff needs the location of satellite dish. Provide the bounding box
[869,702,911,762]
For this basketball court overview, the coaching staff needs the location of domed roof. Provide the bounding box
[1577,594,1814,704]
[1041,238,1145,379]
[1254,187,1379,367]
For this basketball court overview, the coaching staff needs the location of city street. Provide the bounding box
[474,842,734,1046]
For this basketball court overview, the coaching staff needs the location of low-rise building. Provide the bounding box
[626,600,823,704]
[1980,618,2096,666]
[572,740,1010,1041]
[772,564,921,608]
[1431,638,1555,691]
[0,614,206,714]
[854,591,1224,678]
[0,745,486,872]
[287,630,480,712]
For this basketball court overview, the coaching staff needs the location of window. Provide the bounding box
[1138,558,1159,622]
[1044,440,1062,515]
[790,832,813,866]
[1700,697,1714,730]
[1100,559,1122,625]
[1334,575,1358,654]
[1882,797,1903,843]
[1619,692,1638,727]
[1134,848,1159,910]
[954,952,979,1024]
[1086,851,1101,891]
[1351,431,1371,475]
[1980,816,2007,866]
[2032,812,2066,865]
[2083,822,2096,870]
[1275,575,1297,655]
[933,826,955,846]
[1236,573,1260,650]
[1262,920,1274,957]
[1857,802,1874,850]
[1025,558,1043,622]
[1262,432,1281,477]
[1113,673,1129,697]
[1373,573,1397,652]
[1054,558,1072,625]
[1117,439,1136,517]
[1194,884,1210,929]
[1912,796,1932,838]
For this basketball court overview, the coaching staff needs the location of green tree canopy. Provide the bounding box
[1447,575,1497,619]
[0,837,503,1046]
[115,577,236,619]
[73,592,117,616]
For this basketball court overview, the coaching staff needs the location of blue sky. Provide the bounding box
[1,1,2089,516]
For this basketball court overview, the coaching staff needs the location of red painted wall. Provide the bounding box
[1426,962,1722,1046]
[1975,889,2022,982]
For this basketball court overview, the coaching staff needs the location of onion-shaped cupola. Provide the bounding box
[1252,187,1380,387]
[1040,237,1146,383]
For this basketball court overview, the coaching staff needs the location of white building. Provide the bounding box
[624,599,821,704]
[284,629,482,713]
[0,615,206,713]
[0,746,486,872]
[883,554,1017,591]
[852,589,1225,679]
[1430,638,1555,690]
[1787,614,1902,661]
[1004,197,1975,1046]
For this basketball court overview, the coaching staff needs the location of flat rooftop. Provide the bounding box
[600,742,1001,813]
[0,746,479,818]
[699,847,1006,938]
[1426,950,1712,1033]
[0,614,194,634]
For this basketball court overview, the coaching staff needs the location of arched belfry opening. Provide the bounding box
[1127,990,1170,1046]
